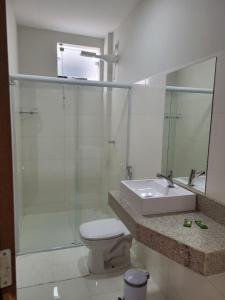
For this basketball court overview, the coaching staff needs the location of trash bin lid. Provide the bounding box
[124,269,150,288]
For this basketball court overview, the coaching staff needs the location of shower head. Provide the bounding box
[80,50,118,63]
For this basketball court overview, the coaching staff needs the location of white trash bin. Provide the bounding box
[121,269,150,300]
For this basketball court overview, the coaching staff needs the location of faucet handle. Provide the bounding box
[196,170,206,176]
[190,169,196,176]
[188,169,196,186]
[168,170,173,179]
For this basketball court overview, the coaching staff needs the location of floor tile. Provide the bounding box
[86,273,123,296]
[16,251,54,288]
[90,290,122,300]
[57,277,90,300]
[52,247,90,281]
[17,246,166,300]
[16,246,89,288]
[17,278,91,300]
[20,211,75,252]
[19,208,110,253]
[17,283,54,300]
[207,272,225,297]
[147,279,167,300]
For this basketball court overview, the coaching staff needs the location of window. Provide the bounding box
[57,43,100,80]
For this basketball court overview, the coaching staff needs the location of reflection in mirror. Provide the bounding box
[161,58,216,193]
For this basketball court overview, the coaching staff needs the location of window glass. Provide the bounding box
[57,43,100,80]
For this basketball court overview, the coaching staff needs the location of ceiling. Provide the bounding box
[13,0,141,38]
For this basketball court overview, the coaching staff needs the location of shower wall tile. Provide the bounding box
[22,159,65,181]
[22,137,65,161]
[77,87,103,115]
[65,115,77,137]
[110,88,129,190]
[65,138,76,160]
[23,159,67,214]
[21,112,65,137]
[20,83,108,215]
[65,116,105,138]
[78,116,104,138]
[20,82,65,113]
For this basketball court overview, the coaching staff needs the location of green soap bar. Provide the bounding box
[183,218,192,227]
[195,220,208,229]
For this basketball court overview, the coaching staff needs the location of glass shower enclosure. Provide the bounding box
[10,75,131,254]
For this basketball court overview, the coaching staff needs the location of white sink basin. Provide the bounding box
[175,176,206,193]
[120,179,196,215]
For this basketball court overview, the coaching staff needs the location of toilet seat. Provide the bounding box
[80,218,124,241]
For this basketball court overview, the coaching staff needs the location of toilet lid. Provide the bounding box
[80,218,124,240]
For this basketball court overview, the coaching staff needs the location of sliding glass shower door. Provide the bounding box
[10,79,130,253]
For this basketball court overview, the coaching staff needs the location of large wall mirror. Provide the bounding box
[161,58,216,193]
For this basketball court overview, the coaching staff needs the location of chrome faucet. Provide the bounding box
[126,165,133,180]
[188,169,206,186]
[156,170,174,188]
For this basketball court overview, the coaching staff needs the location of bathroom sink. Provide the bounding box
[120,179,196,215]
[175,176,206,193]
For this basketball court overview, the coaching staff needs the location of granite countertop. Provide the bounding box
[108,191,225,276]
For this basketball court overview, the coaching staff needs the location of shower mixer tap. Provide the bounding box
[188,169,206,186]
[127,166,133,180]
[156,170,174,188]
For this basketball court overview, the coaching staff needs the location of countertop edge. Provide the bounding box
[108,191,225,276]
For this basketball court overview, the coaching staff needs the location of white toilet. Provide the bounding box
[79,218,133,274]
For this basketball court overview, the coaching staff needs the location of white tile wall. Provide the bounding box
[109,88,129,190]
[14,81,130,255]
[18,82,109,214]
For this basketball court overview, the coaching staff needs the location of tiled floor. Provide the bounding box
[17,246,165,300]
[19,208,110,252]
[16,247,90,288]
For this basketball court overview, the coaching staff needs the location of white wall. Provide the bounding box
[6,0,18,73]
[114,0,225,83]
[17,26,104,76]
